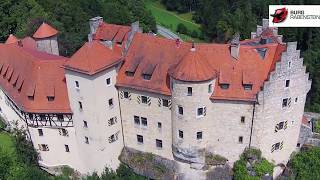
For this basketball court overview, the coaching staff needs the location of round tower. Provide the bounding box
[33,22,59,55]
[169,45,217,165]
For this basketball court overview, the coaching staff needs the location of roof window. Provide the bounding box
[220,83,230,89]
[141,64,156,80]
[243,84,253,90]
[256,48,267,59]
[126,56,143,77]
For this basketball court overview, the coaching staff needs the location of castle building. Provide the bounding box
[0,18,311,177]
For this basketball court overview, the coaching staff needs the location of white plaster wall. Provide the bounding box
[65,67,123,174]
[171,79,253,163]
[119,88,173,160]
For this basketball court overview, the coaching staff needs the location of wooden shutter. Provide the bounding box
[120,91,124,99]
[137,96,141,104]
[280,141,284,150]
[147,97,151,106]
[128,92,132,100]
[158,98,162,107]
[284,121,288,130]
[168,100,172,109]
[203,107,207,116]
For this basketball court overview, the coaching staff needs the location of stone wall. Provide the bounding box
[35,36,59,55]
[252,42,311,165]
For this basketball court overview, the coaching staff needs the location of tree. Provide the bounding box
[0,147,12,180]
[289,147,320,179]
[177,23,188,34]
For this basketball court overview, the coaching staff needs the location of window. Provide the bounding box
[124,91,129,98]
[178,130,183,139]
[142,74,152,80]
[239,136,243,143]
[197,131,202,140]
[75,81,79,88]
[156,139,163,148]
[108,117,117,126]
[47,96,54,101]
[288,61,291,68]
[109,132,119,143]
[295,97,298,102]
[297,143,301,147]
[282,98,291,108]
[208,84,212,93]
[178,106,183,115]
[134,116,140,125]
[108,98,114,107]
[141,96,148,104]
[162,99,169,107]
[106,78,111,86]
[275,121,287,132]
[285,80,290,87]
[141,117,147,126]
[220,84,229,89]
[271,142,283,152]
[28,96,34,101]
[83,121,88,128]
[38,129,43,136]
[60,129,68,136]
[187,87,192,96]
[78,101,83,110]
[241,116,245,123]
[243,84,252,90]
[85,136,89,144]
[157,122,162,129]
[57,115,64,122]
[40,144,49,151]
[125,71,134,77]
[197,107,206,117]
[65,145,70,152]
[137,135,143,143]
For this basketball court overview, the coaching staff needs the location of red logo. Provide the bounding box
[271,8,288,23]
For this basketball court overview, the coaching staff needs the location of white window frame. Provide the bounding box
[196,106,206,118]
[106,78,111,86]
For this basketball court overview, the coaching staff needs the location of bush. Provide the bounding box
[253,159,274,177]
[190,30,199,38]
[205,153,227,166]
[177,23,188,34]
[0,147,12,180]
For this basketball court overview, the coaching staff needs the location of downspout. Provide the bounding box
[117,88,126,148]
[249,101,256,148]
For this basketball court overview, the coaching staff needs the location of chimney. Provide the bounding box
[230,33,240,59]
[262,19,269,30]
[89,16,103,35]
[124,21,142,54]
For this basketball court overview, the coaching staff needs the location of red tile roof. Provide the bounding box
[93,22,131,43]
[33,23,58,39]
[21,37,37,50]
[5,34,18,44]
[170,48,218,82]
[0,44,71,113]
[64,41,122,75]
[117,32,287,101]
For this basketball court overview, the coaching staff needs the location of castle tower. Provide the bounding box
[33,23,59,55]
[169,44,218,165]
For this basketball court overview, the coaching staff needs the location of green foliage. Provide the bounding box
[233,148,273,180]
[289,147,320,179]
[84,163,146,180]
[13,127,39,165]
[252,158,274,177]
[177,23,188,34]
[0,147,12,180]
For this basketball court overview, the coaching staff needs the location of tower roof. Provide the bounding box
[33,23,58,39]
[170,47,217,82]
[5,34,18,44]
[64,41,122,75]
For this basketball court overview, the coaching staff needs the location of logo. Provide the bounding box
[271,8,288,23]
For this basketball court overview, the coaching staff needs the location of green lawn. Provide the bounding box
[0,132,15,154]
[145,0,204,42]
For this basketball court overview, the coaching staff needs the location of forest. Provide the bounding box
[0,0,320,112]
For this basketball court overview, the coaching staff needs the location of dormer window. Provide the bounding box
[220,83,229,89]
[142,74,151,80]
[28,95,34,101]
[243,84,253,90]
[141,64,155,81]
[47,96,54,101]
[125,71,134,77]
